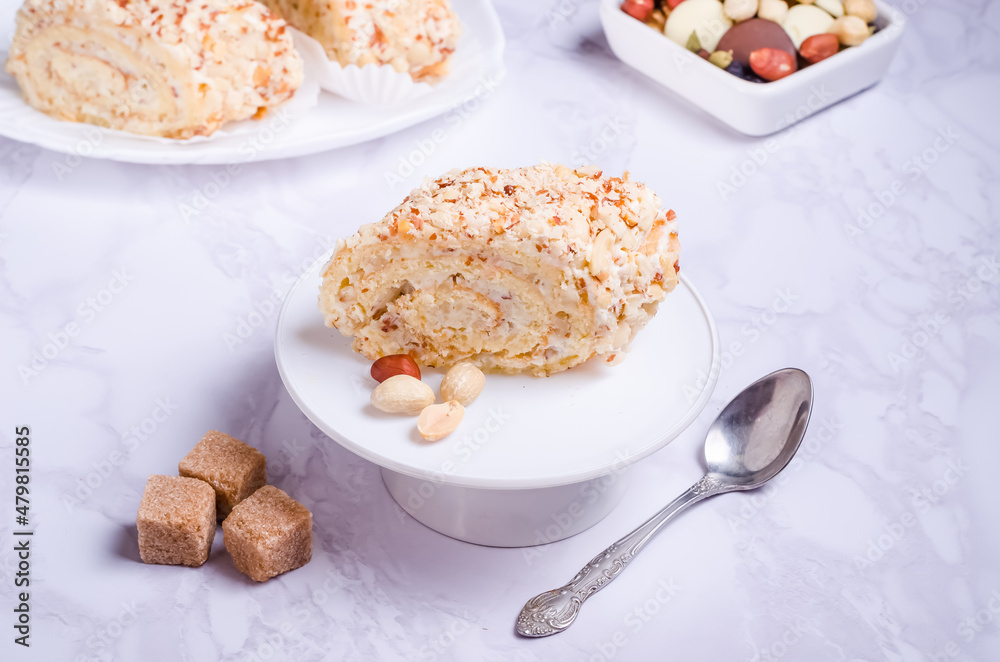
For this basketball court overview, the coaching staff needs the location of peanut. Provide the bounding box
[417,401,465,441]
[371,375,435,415]
[814,0,844,18]
[749,47,796,81]
[371,354,421,383]
[621,0,655,22]
[758,0,788,24]
[440,362,485,406]
[844,0,876,23]
[830,15,870,46]
[723,0,758,22]
[799,33,839,64]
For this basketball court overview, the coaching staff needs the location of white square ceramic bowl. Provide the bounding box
[600,0,905,136]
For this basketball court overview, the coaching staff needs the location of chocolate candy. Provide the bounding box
[715,18,797,69]
[725,60,765,83]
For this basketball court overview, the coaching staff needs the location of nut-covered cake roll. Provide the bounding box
[319,164,681,376]
[5,0,303,139]
[259,0,461,81]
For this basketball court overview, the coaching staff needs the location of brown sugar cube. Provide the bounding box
[137,475,216,567]
[179,431,266,520]
[222,486,312,582]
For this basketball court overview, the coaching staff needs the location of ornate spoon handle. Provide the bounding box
[515,474,728,637]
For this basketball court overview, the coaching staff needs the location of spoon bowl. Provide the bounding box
[705,368,813,488]
[516,368,814,638]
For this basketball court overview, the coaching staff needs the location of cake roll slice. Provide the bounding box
[319,164,681,376]
[5,0,303,139]
[259,0,461,81]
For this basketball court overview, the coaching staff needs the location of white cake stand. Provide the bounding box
[275,253,719,547]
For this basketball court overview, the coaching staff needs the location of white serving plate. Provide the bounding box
[0,0,504,164]
[275,251,720,546]
[600,0,904,136]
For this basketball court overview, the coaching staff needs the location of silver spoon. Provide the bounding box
[515,367,813,638]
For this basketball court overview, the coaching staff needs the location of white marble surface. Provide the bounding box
[2,1,999,660]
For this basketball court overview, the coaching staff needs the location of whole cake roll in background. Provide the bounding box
[319,163,681,376]
[259,0,461,81]
[5,0,303,139]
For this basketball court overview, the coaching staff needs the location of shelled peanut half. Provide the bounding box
[368,355,485,441]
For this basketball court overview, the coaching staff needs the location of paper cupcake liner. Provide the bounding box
[290,29,435,105]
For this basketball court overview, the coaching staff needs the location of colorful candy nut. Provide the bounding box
[844,0,877,23]
[724,59,747,78]
[716,18,797,67]
[723,0,758,23]
[782,4,835,48]
[814,0,844,18]
[830,14,870,46]
[749,47,796,81]
[665,0,733,52]
[757,0,789,24]
[708,49,734,68]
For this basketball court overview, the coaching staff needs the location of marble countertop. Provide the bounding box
[2,1,999,660]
